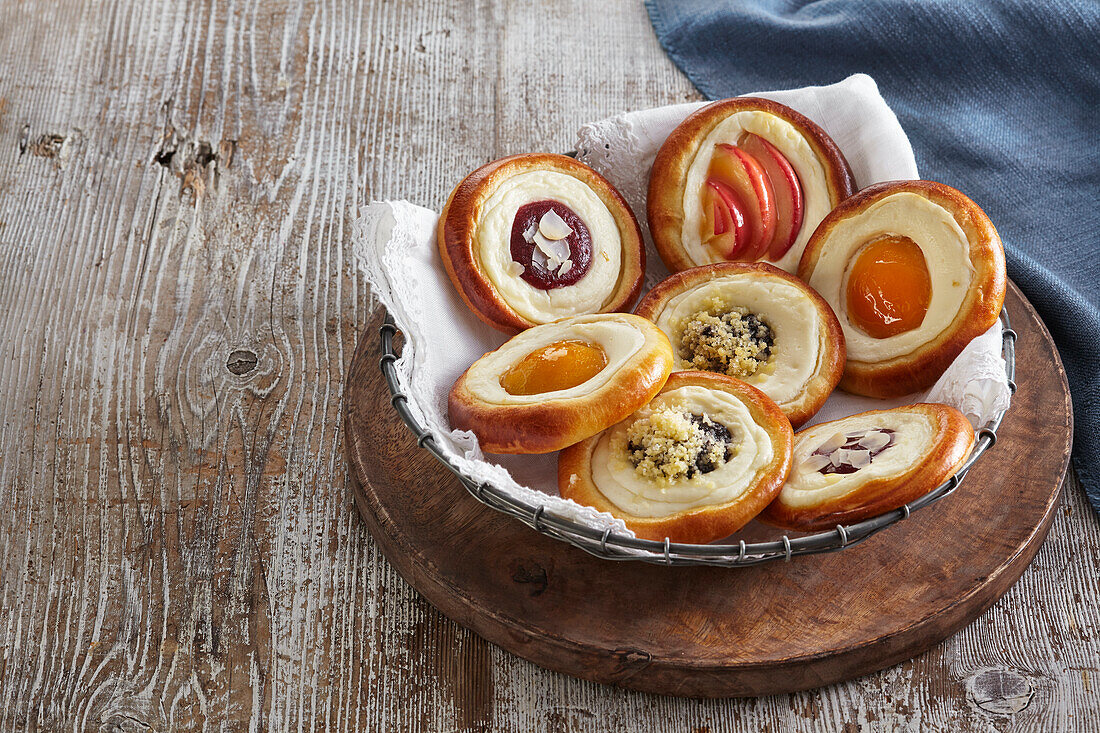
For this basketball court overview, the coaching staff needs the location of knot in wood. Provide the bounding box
[511,562,548,596]
[967,667,1034,716]
[226,349,258,375]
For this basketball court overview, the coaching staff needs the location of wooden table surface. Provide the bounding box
[1,1,1097,730]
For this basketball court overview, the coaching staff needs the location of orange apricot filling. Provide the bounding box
[499,339,608,395]
[845,236,932,339]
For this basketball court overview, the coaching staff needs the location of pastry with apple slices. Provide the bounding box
[635,262,845,428]
[761,403,975,531]
[558,371,793,543]
[439,153,646,333]
[648,97,855,274]
[449,313,673,454]
[798,180,1006,398]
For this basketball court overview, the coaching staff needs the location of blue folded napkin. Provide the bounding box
[646,0,1100,514]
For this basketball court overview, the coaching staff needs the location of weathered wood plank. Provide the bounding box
[0,0,1096,730]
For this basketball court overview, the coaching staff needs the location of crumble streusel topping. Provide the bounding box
[626,407,735,483]
[679,300,773,378]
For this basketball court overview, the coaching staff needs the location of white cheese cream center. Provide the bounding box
[592,386,774,518]
[650,274,822,407]
[476,170,622,323]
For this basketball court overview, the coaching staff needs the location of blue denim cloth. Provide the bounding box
[646,0,1100,513]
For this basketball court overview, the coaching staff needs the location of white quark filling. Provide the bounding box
[592,386,774,518]
[806,192,974,362]
[652,275,822,407]
[464,315,645,405]
[477,170,622,323]
[681,110,832,273]
[780,411,933,508]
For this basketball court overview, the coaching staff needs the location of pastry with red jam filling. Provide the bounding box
[439,154,646,333]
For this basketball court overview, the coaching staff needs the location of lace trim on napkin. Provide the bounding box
[352,201,632,536]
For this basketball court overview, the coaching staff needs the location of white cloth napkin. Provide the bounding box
[352,74,1011,538]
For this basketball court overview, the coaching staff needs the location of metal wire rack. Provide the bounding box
[378,309,1016,566]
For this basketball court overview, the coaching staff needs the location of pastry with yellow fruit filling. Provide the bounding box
[448,314,673,454]
[798,180,1006,398]
[761,403,975,530]
[558,371,792,543]
[438,153,646,333]
[635,262,845,428]
[647,97,855,274]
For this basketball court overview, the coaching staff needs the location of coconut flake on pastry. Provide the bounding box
[449,313,673,454]
[635,262,845,428]
[799,181,1006,398]
[439,154,645,333]
[761,403,975,530]
[559,371,792,542]
[648,98,855,275]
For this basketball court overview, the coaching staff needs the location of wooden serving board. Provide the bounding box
[343,282,1072,697]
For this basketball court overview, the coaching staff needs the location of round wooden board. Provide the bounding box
[343,282,1072,697]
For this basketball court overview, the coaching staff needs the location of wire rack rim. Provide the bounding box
[377,307,1015,566]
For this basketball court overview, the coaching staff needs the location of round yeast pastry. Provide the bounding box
[558,371,793,543]
[761,403,975,531]
[439,154,646,333]
[635,262,845,428]
[648,97,855,275]
[449,313,673,454]
[798,180,1007,398]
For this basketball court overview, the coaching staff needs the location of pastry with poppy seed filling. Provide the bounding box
[559,371,793,543]
[635,262,845,428]
[761,403,975,530]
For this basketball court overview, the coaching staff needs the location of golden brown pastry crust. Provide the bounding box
[760,403,975,531]
[438,153,646,333]
[448,314,673,454]
[558,371,793,542]
[647,97,856,273]
[798,180,1007,398]
[634,262,845,428]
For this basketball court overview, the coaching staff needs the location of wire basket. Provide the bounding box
[379,309,1016,566]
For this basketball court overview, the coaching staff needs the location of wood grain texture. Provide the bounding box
[0,0,1097,729]
[345,284,1071,698]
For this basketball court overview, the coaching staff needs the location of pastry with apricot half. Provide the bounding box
[449,314,673,454]
[648,98,855,275]
[761,403,975,531]
[798,181,1006,398]
[439,153,646,333]
[558,371,793,543]
[635,262,845,428]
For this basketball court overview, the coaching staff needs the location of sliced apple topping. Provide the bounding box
[708,144,775,260]
[703,180,749,259]
[700,134,804,263]
[738,133,804,261]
